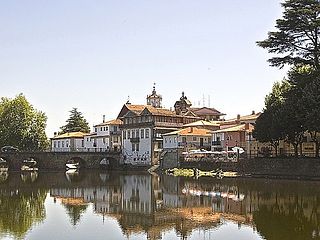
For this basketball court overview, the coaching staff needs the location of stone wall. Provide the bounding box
[162,155,320,179]
[0,151,120,171]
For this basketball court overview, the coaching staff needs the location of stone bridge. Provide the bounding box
[0,151,121,171]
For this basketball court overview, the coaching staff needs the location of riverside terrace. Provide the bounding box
[0,151,121,171]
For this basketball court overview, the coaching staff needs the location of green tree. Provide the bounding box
[60,108,90,134]
[254,80,291,156]
[0,94,49,151]
[289,65,320,157]
[257,0,320,69]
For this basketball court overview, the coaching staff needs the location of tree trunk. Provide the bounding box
[293,143,299,158]
[299,142,303,157]
[316,141,320,158]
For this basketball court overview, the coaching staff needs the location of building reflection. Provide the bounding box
[1,171,319,240]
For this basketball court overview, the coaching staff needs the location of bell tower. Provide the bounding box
[147,83,162,108]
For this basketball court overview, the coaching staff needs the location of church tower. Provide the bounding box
[147,83,162,108]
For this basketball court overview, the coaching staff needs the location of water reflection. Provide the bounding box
[0,188,46,239]
[1,171,320,239]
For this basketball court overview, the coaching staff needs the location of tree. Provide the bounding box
[60,108,90,134]
[257,0,320,69]
[254,80,291,156]
[289,65,320,157]
[0,94,49,151]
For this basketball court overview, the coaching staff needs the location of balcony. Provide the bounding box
[110,130,122,135]
[130,137,140,143]
[212,141,222,146]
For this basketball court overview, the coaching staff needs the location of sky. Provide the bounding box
[0,0,287,136]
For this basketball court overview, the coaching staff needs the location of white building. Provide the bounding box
[84,118,123,152]
[118,87,200,166]
[51,132,87,152]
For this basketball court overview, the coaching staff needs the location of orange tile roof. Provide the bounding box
[95,119,123,127]
[163,127,212,136]
[51,131,88,139]
[213,124,254,133]
[183,120,220,127]
[145,106,176,116]
[126,104,146,114]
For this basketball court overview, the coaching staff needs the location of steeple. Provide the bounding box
[147,83,162,108]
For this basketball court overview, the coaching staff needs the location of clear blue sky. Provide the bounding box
[0,0,287,136]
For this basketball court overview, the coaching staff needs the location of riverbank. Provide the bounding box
[174,157,320,181]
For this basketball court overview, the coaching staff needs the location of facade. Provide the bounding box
[212,123,254,151]
[118,87,200,166]
[51,132,87,152]
[84,118,123,152]
[163,127,212,150]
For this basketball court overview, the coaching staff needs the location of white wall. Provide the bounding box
[122,127,152,165]
[163,135,178,149]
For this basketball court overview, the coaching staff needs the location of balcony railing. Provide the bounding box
[110,130,122,135]
[130,137,140,143]
[212,141,222,146]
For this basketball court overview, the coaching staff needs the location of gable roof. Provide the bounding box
[117,104,146,119]
[212,123,254,133]
[163,127,212,136]
[51,131,87,140]
[94,119,123,127]
[190,107,225,116]
[183,120,220,127]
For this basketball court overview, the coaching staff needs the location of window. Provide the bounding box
[132,130,135,138]
[136,129,139,138]
[174,137,177,143]
[193,137,197,141]
[132,143,135,151]
[100,127,103,131]
[95,128,97,132]
[62,141,65,147]
[146,129,150,138]
[127,130,131,139]
[54,141,56,148]
[124,131,127,140]
[103,138,106,144]
[66,140,69,147]
[81,140,84,147]
[141,129,144,138]
[165,138,167,143]
[58,141,60,148]
[136,143,139,151]
[106,126,109,131]
[182,137,186,143]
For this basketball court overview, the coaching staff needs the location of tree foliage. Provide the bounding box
[255,66,320,157]
[0,94,49,151]
[60,108,90,134]
[257,0,320,69]
[254,80,291,156]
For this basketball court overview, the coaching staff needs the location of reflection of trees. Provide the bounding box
[0,189,47,239]
[254,195,320,240]
[63,204,88,226]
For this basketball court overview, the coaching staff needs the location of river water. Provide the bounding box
[0,170,320,240]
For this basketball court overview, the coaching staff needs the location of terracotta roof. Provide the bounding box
[190,107,225,116]
[95,119,123,127]
[225,112,261,123]
[126,104,146,114]
[144,106,176,116]
[213,124,254,133]
[163,127,212,136]
[183,120,220,127]
[51,131,87,139]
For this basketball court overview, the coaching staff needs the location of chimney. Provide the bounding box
[245,123,250,130]
[252,110,255,115]
[54,132,57,136]
[103,115,106,123]
[237,114,240,121]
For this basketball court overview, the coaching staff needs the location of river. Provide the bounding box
[0,170,319,240]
